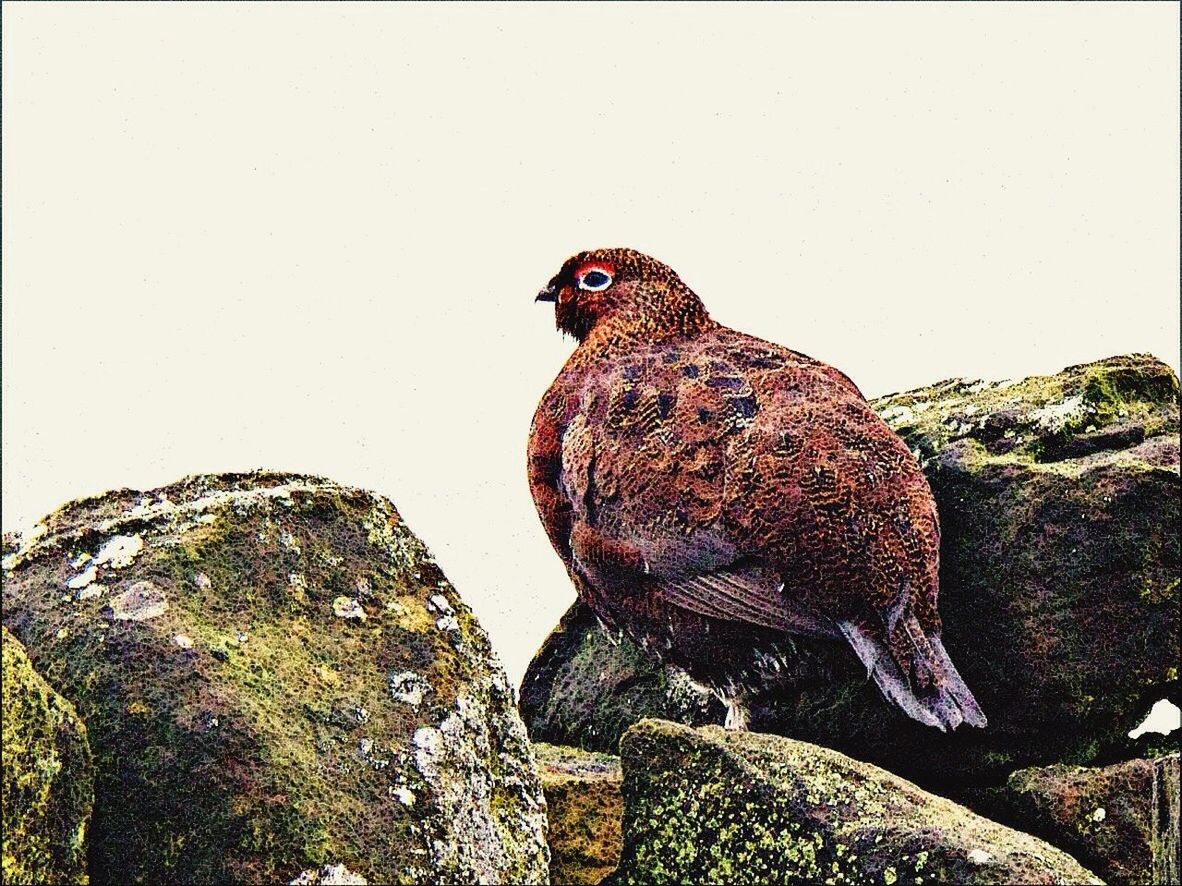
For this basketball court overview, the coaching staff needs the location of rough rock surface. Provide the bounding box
[1,471,547,885]
[997,754,1180,885]
[521,355,1180,792]
[1,626,94,885]
[521,603,725,751]
[609,719,1101,885]
[535,743,624,885]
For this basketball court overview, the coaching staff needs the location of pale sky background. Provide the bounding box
[3,3,1179,694]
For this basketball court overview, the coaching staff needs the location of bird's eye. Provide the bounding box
[579,270,613,291]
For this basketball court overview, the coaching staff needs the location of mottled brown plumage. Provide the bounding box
[528,248,986,731]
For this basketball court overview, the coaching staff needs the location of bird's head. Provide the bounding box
[536,247,712,343]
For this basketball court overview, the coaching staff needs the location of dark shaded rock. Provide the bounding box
[1,471,547,885]
[535,743,623,885]
[609,719,1101,885]
[521,602,724,750]
[520,355,1180,796]
[1,626,94,885]
[995,754,1180,884]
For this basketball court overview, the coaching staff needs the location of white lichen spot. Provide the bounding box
[102,581,168,622]
[127,497,156,519]
[3,523,49,571]
[356,576,372,596]
[288,572,307,590]
[280,531,301,553]
[355,706,370,724]
[967,848,994,865]
[389,671,432,708]
[1090,807,1106,823]
[392,786,416,806]
[95,534,145,569]
[70,552,93,569]
[877,404,914,425]
[413,725,442,755]
[332,596,367,620]
[75,583,107,602]
[174,634,194,649]
[194,572,212,589]
[289,863,368,886]
[436,614,460,634]
[359,738,374,755]
[1029,394,1086,434]
[427,593,453,614]
[66,563,99,590]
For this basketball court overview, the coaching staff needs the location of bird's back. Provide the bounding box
[547,326,938,624]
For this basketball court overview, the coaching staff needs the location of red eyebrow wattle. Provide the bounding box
[575,261,615,278]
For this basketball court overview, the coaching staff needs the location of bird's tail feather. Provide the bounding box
[837,619,987,732]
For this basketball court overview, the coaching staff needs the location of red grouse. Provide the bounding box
[528,248,986,731]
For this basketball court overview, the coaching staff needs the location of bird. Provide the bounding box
[527,247,986,732]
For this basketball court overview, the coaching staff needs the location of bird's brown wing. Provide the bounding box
[567,514,812,635]
[558,339,842,636]
[528,383,577,561]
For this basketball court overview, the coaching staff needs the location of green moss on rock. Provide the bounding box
[996,754,1180,884]
[609,719,1101,885]
[2,472,547,884]
[2,625,94,885]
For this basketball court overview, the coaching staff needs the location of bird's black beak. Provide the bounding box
[536,285,557,303]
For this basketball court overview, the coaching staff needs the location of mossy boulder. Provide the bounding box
[1,471,548,885]
[2,626,94,885]
[610,719,1100,885]
[995,754,1180,884]
[535,743,624,885]
[521,355,1179,793]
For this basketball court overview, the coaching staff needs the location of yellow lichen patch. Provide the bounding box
[535,743,623,885]
[391,595,436,634]
[2,627,94,885]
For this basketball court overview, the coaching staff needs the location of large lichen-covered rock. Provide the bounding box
[535,743,623,885]
[2,626,94,885]
[1,472,547,885]
[610,719,1101,885]
[521,355,1180,793]
[995,754,1180,885]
